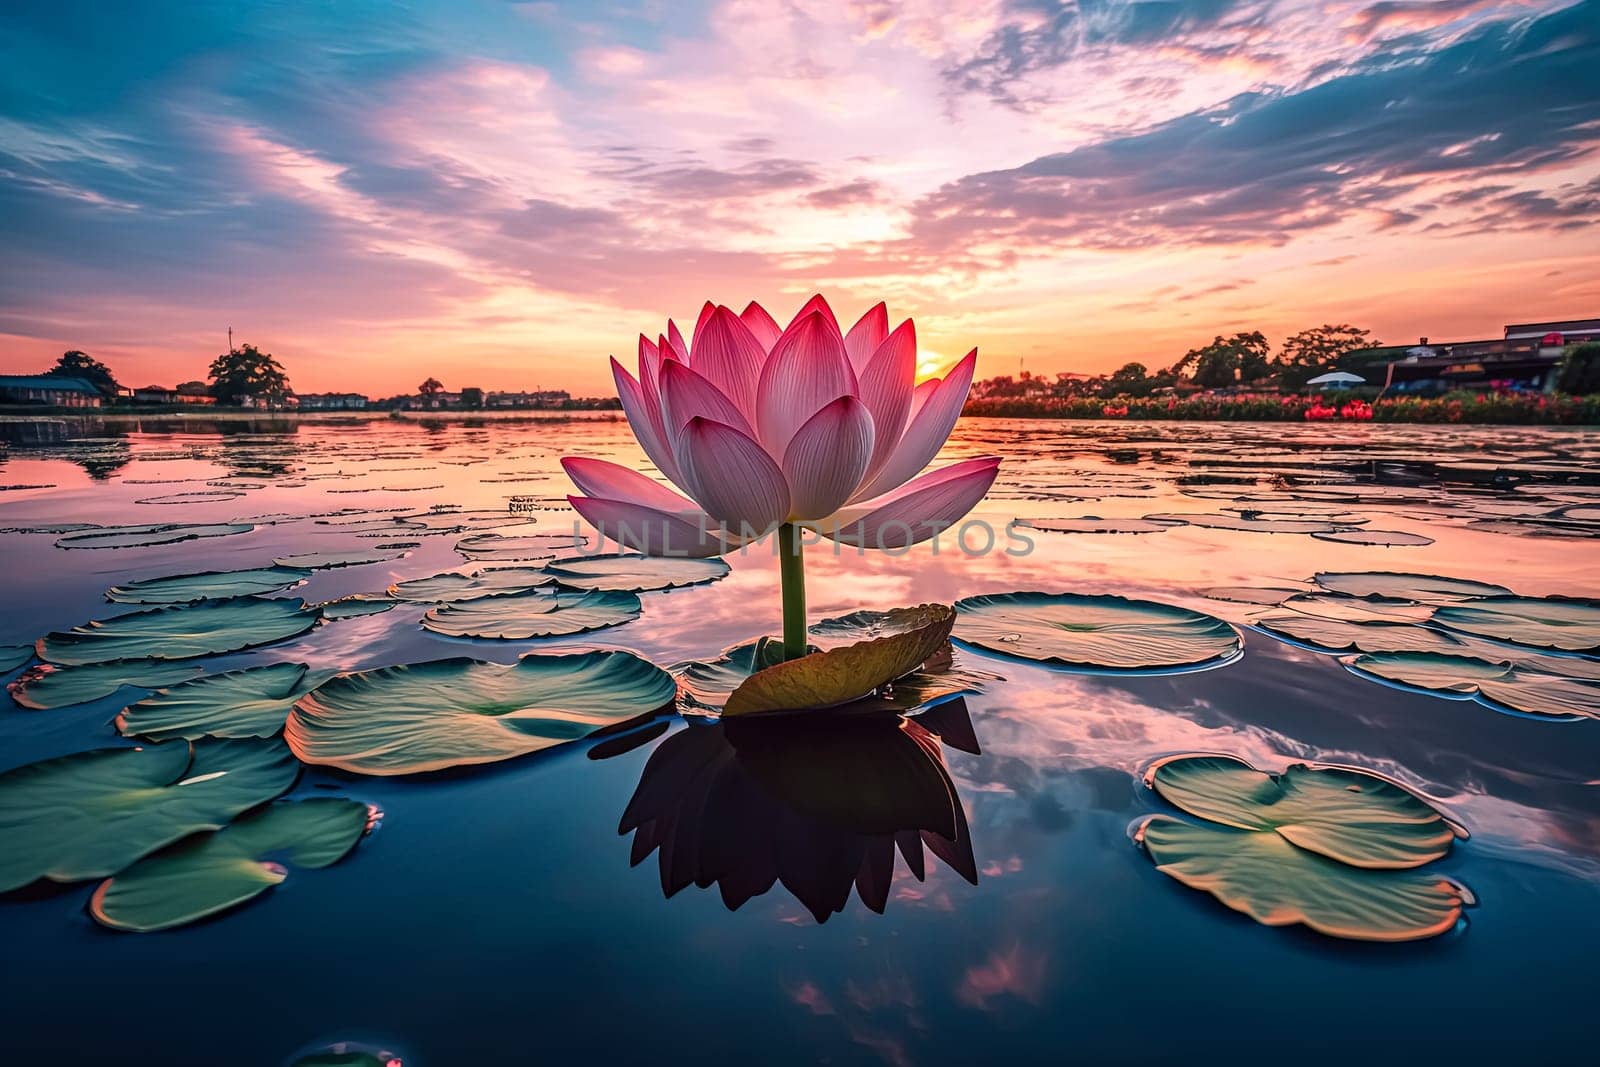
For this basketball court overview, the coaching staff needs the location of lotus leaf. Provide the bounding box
[116,662,339,740]
[1429,596,1600,654]
[9,660,202,710]
[37,597,321,665]
[388,567,554,603]
[1,645,34,672]
[273,549,409,569]
[318,597,398,620]
[56,522,255,550]
[953,591,1241,672]
[90,797,369,932]
[420,587,641,639]
[0,739,299,891]
[286,651,676,775]
[1312,571,1510,601]
[106,566,311,604]
[1347,651,1600,720]
[540,553,730,592]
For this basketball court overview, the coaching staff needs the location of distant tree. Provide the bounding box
[1556,342,1600,395]
[46,350,120,397]
[175,380,209,396]
[460,386,484,409]
[208,344,290,406]
[1104,362,1154,398]
[418,377,445,396]
[1178,332,1270,389]
[1277,324,1377,391]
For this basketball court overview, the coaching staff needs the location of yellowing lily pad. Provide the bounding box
[106,566,311,604]
[1429,596,1600,655]
[1347,651,1600,721]
[722,604,955,716]
[0,739,299,892]
[953,591,1241,673]
[1147,754,1456,869]
[286,651,676,775]
[1138,816,1468,942]
[90,797,370,932]
[116,662,339,741]
[540,553,730,592]
[37,597,321,665]
[420,588,642,639]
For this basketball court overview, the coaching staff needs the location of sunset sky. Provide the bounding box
[2,0,1596,396]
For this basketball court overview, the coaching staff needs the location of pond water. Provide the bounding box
[2,415,1598,1065]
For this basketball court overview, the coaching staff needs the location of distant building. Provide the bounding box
[1384,317,1596,394]
[409,391,462,410]
[0,375,103,407]
[297,392,369,410]
[132,384,215,405]
[486,389,571,408]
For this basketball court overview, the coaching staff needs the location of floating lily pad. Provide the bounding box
[674,636,790,711]
[1277,593,1435,623]
[454,533,573,561]
[116,663,338,741]
[541,553,731,592]
[106,566,311,604]
[1197,586,1305,606]
[953,592,1241,673]
[1143,512,1343,534]
[286,651,676,775]
[1021,518,1172,535]
[1429,596,1600,655]
[37,597,321,666]
[317,597,398,620]
[1253,612,1464,655]
[1346,651,1600,720]
[56,522,255,550]
[1,644,36,673]
[420,588,642,639]
[1311,529,1434,547]
[272,549,409,569]
[1147,755,1456,868]
[388,567,554,603]
[1138,816,1467,942]
[9,660,202,710]
[1312,572,1511,601]
[0,739,299,892]
[90,797,370,932]
[723,604,955,716]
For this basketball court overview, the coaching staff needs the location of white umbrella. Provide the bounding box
[1305,371,1365,387]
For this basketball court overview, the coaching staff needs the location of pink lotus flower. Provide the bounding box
[563,294,999,557]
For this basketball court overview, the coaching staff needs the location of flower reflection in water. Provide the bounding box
[617,699,980,922]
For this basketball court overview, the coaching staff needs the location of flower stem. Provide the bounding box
[777,522,807,661]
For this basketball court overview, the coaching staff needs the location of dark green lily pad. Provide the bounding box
[116,662,339,740]
[1146,754,1457,868]
[421,588,641,639]
[1312,572,1511,601]
[90,797,370,932]
[317,596,398,620]
[0,739,299,892]
[9,660,202,710]
[55,523,255,550]
[37,597,321,666]
[953,592,1241,673]
[272,549,409,569]
[286,651,676,775]
[723,604,955,716]
[1429,596,1600,655]
[106,566,311,604]
[388,567,554,603]
[540,553,730,592]
[1,645,34,672]
[1138,816,1468,942]
[1348,651,1600,720]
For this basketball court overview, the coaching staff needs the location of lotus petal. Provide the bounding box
[755,311,857,457]
[739,301,782,351]
[286,651,676,775]
[856,321,916,477]
[824,457,999,550]
[783,396,874,521]
[660,360,757,440]
[843,301,888,371]
[568,495,738,558]
[674,418,790,532]
[612,356,682,486]
[852,350,975,502]
[687,305,765,420]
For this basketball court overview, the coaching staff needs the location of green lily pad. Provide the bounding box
[1147,754,1456,868]
[286,651,676,775]
[1253,612,1465,655]
[1347,651,1600,720]
[272,549,409,569]
[953,592,1241,673]
[673,636,791,711]
[0,739,299,892]
[1429,596,1600,655]
[723,604,955,716]
[56,522,255,550]
[37,597,321,666]
[1138,815,1468,942]
[90,797,370,932]
[540,553,732,592]
[317,596,398,620]
[106,566,311,604]
[1,644,34,672]
[116,663,339,741]
[1277,593,1435,623]
[1197,586,1305,606]
[388,567,554,603]
[1311,529,1434,547]
[1312,572,1511,601]
[8,660,201,710]
[421,588,641,639]
[454,533,574,561]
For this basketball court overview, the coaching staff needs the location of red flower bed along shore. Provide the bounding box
[963,392,1600,425]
